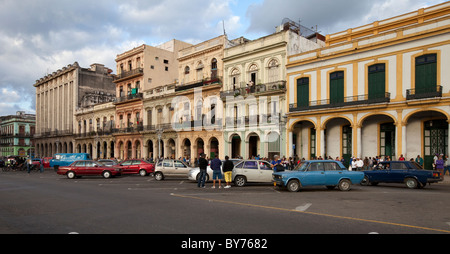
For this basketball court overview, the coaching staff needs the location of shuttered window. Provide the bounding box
[330,71,344,104]
[296,77,309,107]
[368,64,386,100]
[415,54,437,94]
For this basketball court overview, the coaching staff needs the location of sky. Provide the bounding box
[0,0,445,116]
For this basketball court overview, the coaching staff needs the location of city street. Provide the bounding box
[0,169,449,236]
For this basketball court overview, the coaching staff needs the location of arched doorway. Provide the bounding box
[230,134,241,159]
[126,141,132,159]
[183,139,191,159]
[135,140,141,159]
[147,140,154,160]
[209,137,219,159]
[248,133,260,159]
[196,138,204,158]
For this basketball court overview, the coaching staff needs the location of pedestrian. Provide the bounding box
[415,155,424,167]
[222,156,234,188]
[271,155,283,172]
[40,157,44,173]
[444,155,449,178]
[399,154,405,161]
[435,155,445,179]
[356,158,364,171]
[197,153,208,188]
[210,154,222,189]
[26,156,31,173]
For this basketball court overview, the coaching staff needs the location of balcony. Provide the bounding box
[220,81,286,99]
[406,85,442,100]
[175,77,222,92]
[114,93,143,105]
[290,93,390,112]
[114,68,144,83]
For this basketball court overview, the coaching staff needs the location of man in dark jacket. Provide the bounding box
[197,153,208,188]
[222,156,234,188]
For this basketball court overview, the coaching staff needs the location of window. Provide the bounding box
[164,59,169,64]
[368,63,386,100]
[150,65,155,69]
[268,59,279,83]
[86,161,96,167]
[132,160,141,165]
[165,66,169,71]
[308,162,324,171]
[75,161,85,167]
[324,162,340,171]
[296,77,309,108]
[415,53,437,94]
[121,160,132,166]
[244,161,258,169]
[174,161,186,168]
[163,161,173,167]
[330,71,344,104]
[259,162,272,170]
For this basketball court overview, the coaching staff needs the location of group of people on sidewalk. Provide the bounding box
[197,153,234,189]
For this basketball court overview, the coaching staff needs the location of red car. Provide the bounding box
[113,159,155,176]
[57,160,122,179]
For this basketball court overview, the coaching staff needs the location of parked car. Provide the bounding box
[361,161,442,189]
[57,160,122,179]
[50,153,91,170]
[273,160,364,192]
[232,160,274,187]
[154,159,196,181]
[187,159,241,182]
[113,159,154,176]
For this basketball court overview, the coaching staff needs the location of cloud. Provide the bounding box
[246,0,444,35]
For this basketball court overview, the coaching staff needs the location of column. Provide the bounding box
[320,128,325,158]
[288,131,294,158]
[402,124,407,159]
[357,126,362,158]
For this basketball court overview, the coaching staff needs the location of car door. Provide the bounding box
[129,160,141,174]
[302,162,326,186]
[243,161,259,182]
[389,162,408,183]
[174,160,189,176]
[120,160,133,174]
[85,161,99,176]
[163,160,174,175]
[73,161,86,175]
[258,161,274,182]
[324,161,343,185]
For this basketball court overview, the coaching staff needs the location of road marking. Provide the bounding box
[171,193,450,234]
[295,203,312,212]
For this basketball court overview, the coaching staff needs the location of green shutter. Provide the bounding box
[415,54,437,94]
[330,71,344,104]
[297,78,309,107]
[368,64,386,100]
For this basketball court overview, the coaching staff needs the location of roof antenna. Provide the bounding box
[223,20,227,37]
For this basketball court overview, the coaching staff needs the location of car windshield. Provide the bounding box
[293,162,309,171]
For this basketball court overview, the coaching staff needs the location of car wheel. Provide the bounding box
[139,169,147,176]
[287,180,301,192]
[234,175,246,187]
[338,179,351,191]
[196,173,209,182]
[67,171,76,179]
[154,172,164,181]
[103,171,112,179]
[360,176,370,186]
[405,178,418,189]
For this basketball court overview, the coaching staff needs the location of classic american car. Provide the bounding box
[273,160,364,192]
[360,161,442,189]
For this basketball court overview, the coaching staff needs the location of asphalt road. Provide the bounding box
[1,170,450,235]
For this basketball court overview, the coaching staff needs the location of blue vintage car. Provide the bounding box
[272,160,365,192]
[361,161,442,189]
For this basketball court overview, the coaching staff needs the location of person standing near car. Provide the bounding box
[210,154,222,189]
[444,155,449,178]
[223,156,234,188]
[197,153,208,188]
[435,155,445,179]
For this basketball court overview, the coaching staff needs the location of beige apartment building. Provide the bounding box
[113,40,191,160]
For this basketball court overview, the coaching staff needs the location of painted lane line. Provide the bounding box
[295,203,312,212]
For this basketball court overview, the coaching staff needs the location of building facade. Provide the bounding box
[286,2,450,169]
[34,62,116,157]
[0,111,36,157]
[222,21,324,160]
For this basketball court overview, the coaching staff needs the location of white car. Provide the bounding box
[232,160,274,187]
[187,159,241,182]
[154,159,196,181]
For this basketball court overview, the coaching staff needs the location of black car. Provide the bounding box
[361,161,442,189]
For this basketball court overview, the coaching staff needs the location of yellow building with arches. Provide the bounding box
[286,2,450,169]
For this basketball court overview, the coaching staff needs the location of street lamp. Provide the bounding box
[156,128,164,162]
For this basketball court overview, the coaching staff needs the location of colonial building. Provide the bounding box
[286,2,450,169]
[34,63,116,157]
[0,111,36,157]
[222,20,324,159]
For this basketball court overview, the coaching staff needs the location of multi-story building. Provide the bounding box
[113,40,192,160]
[34,62,116,157]
[286,2,450,169]
[222,21,325,159]
[173,35,230,162]
[0,111,36,157]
